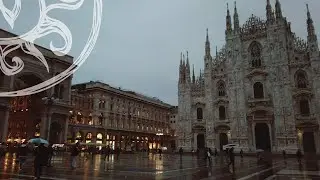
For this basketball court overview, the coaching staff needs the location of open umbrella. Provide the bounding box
[28,138,49,145]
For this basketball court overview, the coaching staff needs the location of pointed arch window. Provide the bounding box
[219,106,226,120]
[253,82,264,99]
[217,81,226,97]
[295,71,308,89]
[196,108,203,120]
[300,99,310,116]
[249,41,262,68]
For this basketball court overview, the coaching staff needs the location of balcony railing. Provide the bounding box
[292,88,313,98]
[247,97,272,107]
[295,113,317,123]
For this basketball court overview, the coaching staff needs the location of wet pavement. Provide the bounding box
[0,153,319,179]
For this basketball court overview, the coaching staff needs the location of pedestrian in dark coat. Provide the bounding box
[47,144,54,167]
[17,142,28,170]
[70,142,80,169]
[34,143,48,180]
[228,147,235,172]
[104,145,111,161]
[296,149,302,164]
[282,150,287,160]
[240,149,244,159]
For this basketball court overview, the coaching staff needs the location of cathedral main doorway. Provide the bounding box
[197,134,205,149]
[303,132,316,153]
[219,133,228,150]
[255,123,271,151]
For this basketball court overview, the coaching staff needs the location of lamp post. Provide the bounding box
[42,96,56,141]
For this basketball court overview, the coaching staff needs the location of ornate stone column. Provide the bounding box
[1,76,14,142]
[40,112,47,139]
[63,115,69,143]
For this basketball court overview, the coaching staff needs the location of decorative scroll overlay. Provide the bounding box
[0,0,103,97]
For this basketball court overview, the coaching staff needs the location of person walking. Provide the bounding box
[296,149,302,164]
[240,149,244,159]
[214,148,218,157]
[179,147,183,159]
[104,145,111,161]
[159,148,162,157]
[282,150,287,160]
[70,142,80,170]
[47,144,54,167]
[17,142,28,170]
[207,148,212,164]
[115,146,120,160]
[228,147,235,172]
[33,143,48,180]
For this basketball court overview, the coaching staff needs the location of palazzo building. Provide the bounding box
[68,81,173,150]
[0,29,73,144]
[177,1,320,153]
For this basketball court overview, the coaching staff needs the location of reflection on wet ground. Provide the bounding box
[0,152,319,179]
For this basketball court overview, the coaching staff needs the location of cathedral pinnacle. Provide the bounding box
[186,51,190,69]
[226,3,232,34]
[233,1,239,32]
[205,29,211,56]
[306,4,314,35]
[192,64,195,84]
[275,0,283,20]
[306,4,317,44]
[216,46,218,58]
[266,0,274,23]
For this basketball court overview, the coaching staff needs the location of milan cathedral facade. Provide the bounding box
[177,0,320,154]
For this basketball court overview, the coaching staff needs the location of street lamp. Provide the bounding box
[42,96,56,141]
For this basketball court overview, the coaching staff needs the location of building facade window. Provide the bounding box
[219,106,226,120]
[253,82,264,99]
[300,99,310,116]
[295,70,308,89]
[217,81,226,97]
[197,108,203,120]
[249,41,262,68]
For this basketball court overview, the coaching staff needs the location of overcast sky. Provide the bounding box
[0,0,319,105]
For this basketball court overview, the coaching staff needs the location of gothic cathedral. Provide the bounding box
[177,0,320,153]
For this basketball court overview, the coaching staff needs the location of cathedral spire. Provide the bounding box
[216,46,218,58]
[180,52,183,66]
[192,64,195,84]
[275,0,283,20]
[205,28,211,56]
[186,51,190,68]
[226,3,232,34]
[179,52,183,83]
[233,1,240,32]
[306,4,315,37]
[266,0,274,23]
[185,51,191,83]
